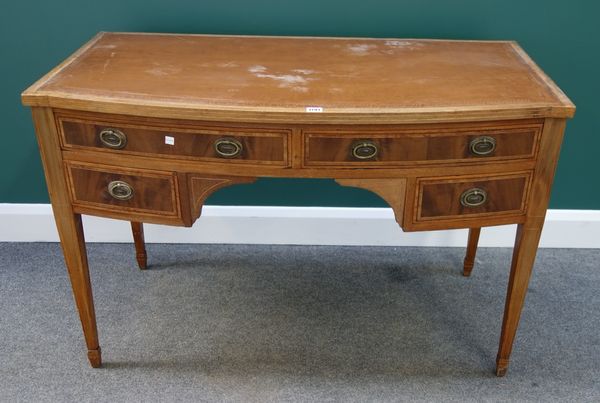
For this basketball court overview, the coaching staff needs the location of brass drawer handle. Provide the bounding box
[351,140,378,160]
[460,188,487,207]
[214,138,243,158]
[99,128,127,149]
[107,180,134,201]
[469,136,496,156]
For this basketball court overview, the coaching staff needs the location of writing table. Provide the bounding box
[22,32,575,376]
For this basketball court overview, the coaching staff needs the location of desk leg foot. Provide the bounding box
[87,347,102,368]
[131,222,147,270]
[495,357,509,377]
[463,227,481,277]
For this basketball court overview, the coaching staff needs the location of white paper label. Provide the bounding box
[305,106,323,113]
[165,136,175,145]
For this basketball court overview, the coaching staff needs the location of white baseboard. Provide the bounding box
[0,204,598,248]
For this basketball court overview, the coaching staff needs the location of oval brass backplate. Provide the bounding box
[351,140,378,160]
[214,138,243,158]
[107,180,134,201]
[99,128,127,149]
[469,136,496,156]
[460,188,488,207]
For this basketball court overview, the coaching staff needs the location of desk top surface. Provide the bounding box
[22,32,574,123]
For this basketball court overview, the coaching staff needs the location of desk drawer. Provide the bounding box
[410,172,531,228]
[58,115,289,166]
[304,122,541,167]
[65,163,180,218]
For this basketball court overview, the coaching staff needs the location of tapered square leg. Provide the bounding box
[57,212,102,368]
[463,227,481,276]
[131,222,147,270]
[31,107,102,368]
[494,118,567,376]
[495,222,544,376]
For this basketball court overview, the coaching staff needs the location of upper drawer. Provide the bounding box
[56,113,290,166]
[303,121,542,167]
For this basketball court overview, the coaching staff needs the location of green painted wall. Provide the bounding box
[1,1,597,208]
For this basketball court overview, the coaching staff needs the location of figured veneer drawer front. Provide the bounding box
[414,172,531,222]
[58,117,289,166]
[304,123,541,167]
[66,163,180,217]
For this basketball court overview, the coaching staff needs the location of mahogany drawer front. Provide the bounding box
[58,117,290,166]
[66,163,180,217]
[413,172,531,223]
[304,124,541,167]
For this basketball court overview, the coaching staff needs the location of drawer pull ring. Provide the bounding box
[460,188,488,207]
[107,180,134,201]
[99,128,127,149]
[469,136,496,156]
[351,140,378,160]
[214,138,243,158]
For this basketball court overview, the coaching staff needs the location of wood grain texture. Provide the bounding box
[31,107,101,368]
[305,123,541,167]
[66,162,180,217]
[463,228,481,277]
[495,118,568,376]
[401,172,532,231]
[22,32,575,124]
[58,112,290,166]
[130,222,147,270]
[417,173,530,220]
[335,178,407,225]
[188,175,256,222]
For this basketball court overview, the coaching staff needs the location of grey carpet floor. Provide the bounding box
[0,243,598,402]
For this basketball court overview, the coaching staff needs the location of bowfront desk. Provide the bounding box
[22,32,575,376]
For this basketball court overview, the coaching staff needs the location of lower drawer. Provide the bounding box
[65,162,181,220]
[407,172,532,230]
